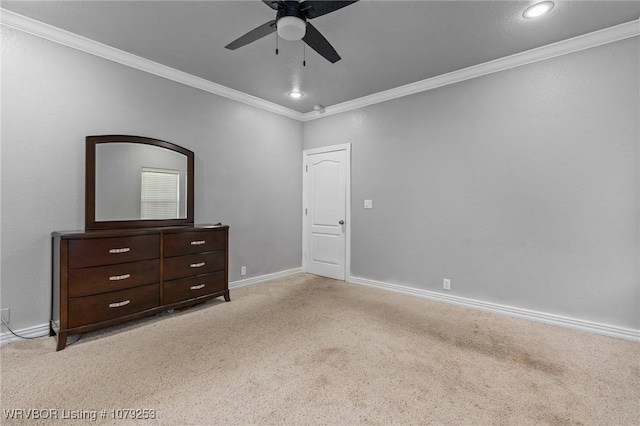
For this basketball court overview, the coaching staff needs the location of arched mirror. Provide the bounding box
[86,135,194,230]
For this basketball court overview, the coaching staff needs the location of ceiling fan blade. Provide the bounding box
[301,1,358,20]
[262,0,282,10]
[302,22,341,63]
[225,20,277,50]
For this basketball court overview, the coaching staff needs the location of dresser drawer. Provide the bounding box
[163,251,226,281]
[68,259,160,298]
[68,283,159,328]
[163,271,226,305]
[68,235,159,268]
[164,230,226,257]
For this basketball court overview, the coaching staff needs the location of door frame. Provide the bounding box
[302,143,351,281]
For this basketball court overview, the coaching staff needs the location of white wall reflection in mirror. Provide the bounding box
[95,143,188,221]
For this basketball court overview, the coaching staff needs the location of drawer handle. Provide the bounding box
[109,300,130,308]
[190,262,205,268]
[190,240,206,245]
[190,284,206,290]
[109,247,130,254]
[109,274,131,281]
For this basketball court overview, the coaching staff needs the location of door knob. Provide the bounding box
[339,220,345,225]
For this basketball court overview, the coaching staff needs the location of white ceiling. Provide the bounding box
[2,1,640,114]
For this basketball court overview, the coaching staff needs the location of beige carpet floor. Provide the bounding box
[1,273,638,425]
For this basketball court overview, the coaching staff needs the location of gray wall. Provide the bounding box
[304,37,639,330]
[1,27,303,332]
[2,24,638,334]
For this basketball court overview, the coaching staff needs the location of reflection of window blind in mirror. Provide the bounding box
[141,168,180,219]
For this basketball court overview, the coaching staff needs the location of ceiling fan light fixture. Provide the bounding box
[277,16,307,41]
[523,1,554,19]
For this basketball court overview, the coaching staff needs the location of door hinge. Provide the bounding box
[305,208,308,215]
[305,165,308,172]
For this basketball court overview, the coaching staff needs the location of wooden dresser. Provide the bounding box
[51,224,228,350]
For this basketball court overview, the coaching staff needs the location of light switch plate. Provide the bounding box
[364,200,373,209]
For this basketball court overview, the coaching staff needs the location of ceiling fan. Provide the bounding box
[225,0,358,64]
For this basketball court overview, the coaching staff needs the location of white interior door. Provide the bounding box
[303,145,350,280]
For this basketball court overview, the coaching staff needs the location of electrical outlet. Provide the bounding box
[443,279,451,291]
[241,266,247,276]
[1,308,10,325]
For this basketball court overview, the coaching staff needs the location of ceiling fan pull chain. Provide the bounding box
[303,43,306,67]
[275,33,279,55]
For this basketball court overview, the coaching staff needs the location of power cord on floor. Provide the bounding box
[1,316,41,340]
[66,333,84,346]
[1,316,83,346]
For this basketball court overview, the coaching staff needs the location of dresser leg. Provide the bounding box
[224,290,230,302]
[55,331,68,351]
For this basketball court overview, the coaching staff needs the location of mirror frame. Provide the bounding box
[86,135,194,230]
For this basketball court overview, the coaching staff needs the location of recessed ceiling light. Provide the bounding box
[288,90,303,99]
[523,1,554,19]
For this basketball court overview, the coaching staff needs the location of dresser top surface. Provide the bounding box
[53,224,228,239]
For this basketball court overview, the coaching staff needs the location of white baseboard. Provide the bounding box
[1,323,50,346]
[229,267,303,289]
[349,276,640,342]
[6,271,635,345]
[0,268,303,346]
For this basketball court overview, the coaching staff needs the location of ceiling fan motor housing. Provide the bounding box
[276,1,307,20]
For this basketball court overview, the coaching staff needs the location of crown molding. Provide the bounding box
[301,18,640,121]
[2,8,637,123]
[0,8,306,121]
